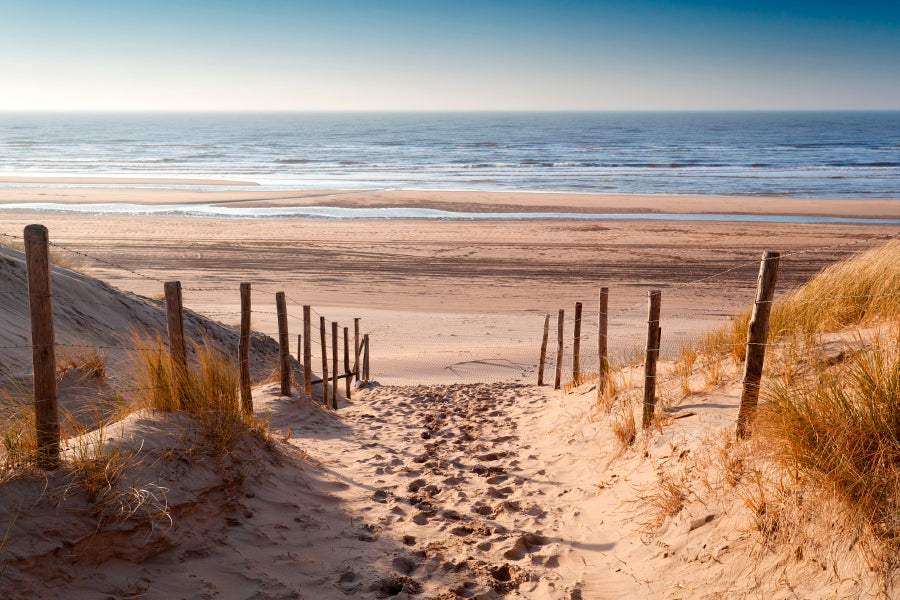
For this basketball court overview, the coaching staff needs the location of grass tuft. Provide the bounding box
[0,237,87,273]
[128,333,267,453]
[759,337,900,539]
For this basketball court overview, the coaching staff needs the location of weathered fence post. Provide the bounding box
[642,290,662,429]
[598,287,609,398]
[320,316,329,407]
[573,302,582,383]
[239,282,252,414]
[343,327,351,398]
[554,309,564,390]
[331,321,339,409]
[303,306,312,396]
[24,224,60,468]
[164,280,188,409]
[354,318,361,382]
[737,251,781,439]
[362,334,370,381]
[537,314,550,386]
[275,292,291,396]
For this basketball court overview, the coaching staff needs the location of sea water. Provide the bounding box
[1,111,899,199]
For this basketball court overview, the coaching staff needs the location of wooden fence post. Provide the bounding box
[537,314,550,386]
[239,282,252,414]
[737,251,781,439]
[303,306,312,396]
[362,334,370,381]
[320,316,329,407]
[573,302,582,383]
[343,327,351,398]
[554,309,564,390]
[598,287,609,398]
[353,318,361,382]
[641,290,662,429]
[24,224,60,468]
[164,280,188,409]
[275,292,291,396]
[331,321,339,409]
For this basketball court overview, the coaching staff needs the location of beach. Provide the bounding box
[2,182,899,598]
[1,185,895,384]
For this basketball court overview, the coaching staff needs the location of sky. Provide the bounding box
[1,0,898,111]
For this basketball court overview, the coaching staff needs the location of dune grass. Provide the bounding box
[707,238,900,359]
[760,337,900,538]
[128,334,266,454]
[0,236,87,273]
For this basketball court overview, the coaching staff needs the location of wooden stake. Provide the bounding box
[353,318,361,382]
[320,316,329,407]
[573,302,583,383]
[362,334,370,381]
[537,314,550,386]
[164,280,188,409]
[343,327,351,398]
[554,309,564,390]
[276,292,291,396]
[737,251,781,439]
[642,290,662,429]
[303,306,312,396]
[331,321,339,409]
[598,287,609,397]
[23,224,60,468]
[239,282,252,415]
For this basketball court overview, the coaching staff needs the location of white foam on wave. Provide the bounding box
[1,202,897,224]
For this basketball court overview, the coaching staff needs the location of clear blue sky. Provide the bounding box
[1,0,898,110]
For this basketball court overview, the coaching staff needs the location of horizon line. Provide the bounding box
[2,108,900,114]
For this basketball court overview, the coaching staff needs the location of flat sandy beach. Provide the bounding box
[1,184,896,383]
[1,179,898,218]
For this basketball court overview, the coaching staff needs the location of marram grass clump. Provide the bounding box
[129,334,265,453]
[760,337,900,538]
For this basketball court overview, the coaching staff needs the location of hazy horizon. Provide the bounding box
[2,1,898,112]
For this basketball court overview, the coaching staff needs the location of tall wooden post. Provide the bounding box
[362,334,370,381]
[343,327,351,398]
[331,321,339,409]
[737,251,781,439]
[572,302,583,383]
[642,290,662,429]
[537,314,550,386]
[320,316,329,407]
[353,318,361,382]
[303,306,312,396]
[554,309,564,390]
[239,282,252,414]
[24,224,60,468]
[276,292,291,396]
[598,287,609,397]
[164,280,188,409]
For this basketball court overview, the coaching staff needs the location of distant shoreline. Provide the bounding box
[0,183,897,220]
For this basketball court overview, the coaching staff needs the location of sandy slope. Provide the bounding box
[2,354,878,599]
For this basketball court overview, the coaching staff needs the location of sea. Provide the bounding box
[1,112,899,223]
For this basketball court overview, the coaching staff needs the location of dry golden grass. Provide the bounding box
[0,237,87,273]
[635,467,689,533]
[759,337,900,539]
[128,333,268,454]
[704,239,900,360]
[673,341,697,395]
[611,407,637,449]
[57,346,108,380]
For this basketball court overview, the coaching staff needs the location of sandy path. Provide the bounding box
[261,381,614,599]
